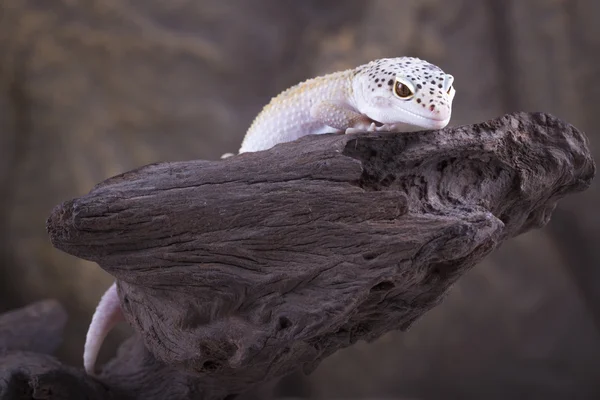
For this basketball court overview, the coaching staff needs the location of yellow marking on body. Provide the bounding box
[247,69,355,133]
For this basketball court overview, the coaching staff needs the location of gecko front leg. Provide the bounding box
[310,101,398,135]
[310,101,375,134]
[345,122,401,134]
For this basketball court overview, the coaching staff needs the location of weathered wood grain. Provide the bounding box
[12,111,591,399]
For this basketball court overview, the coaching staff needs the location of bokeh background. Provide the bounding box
[1,0,599,399]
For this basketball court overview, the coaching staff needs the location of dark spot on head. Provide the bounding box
[377,83,382,87]
[417,98,421,103]
[430,104,435,111]
[431,80,436,84]
[388,79,393,85]
[438,84,443,88]
[417,84,422,89]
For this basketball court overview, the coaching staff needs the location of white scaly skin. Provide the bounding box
[84,282,122,375]
[238,56,456,153]
[84,56,456,375]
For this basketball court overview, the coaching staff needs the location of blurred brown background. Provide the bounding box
[1,0,599,399]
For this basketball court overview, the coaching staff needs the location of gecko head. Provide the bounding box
[353,57,456,131]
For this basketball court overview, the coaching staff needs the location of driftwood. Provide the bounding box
[0,112,594,400]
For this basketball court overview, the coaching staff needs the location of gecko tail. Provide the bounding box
[83,282,124,375]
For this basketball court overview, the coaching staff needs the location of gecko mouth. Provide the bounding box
[401,108,451,124]
[369,117,447,129]
[367,107,450,128]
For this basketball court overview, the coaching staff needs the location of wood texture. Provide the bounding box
[2,111,587,399]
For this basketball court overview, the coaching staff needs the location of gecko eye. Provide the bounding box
[394,81,414,99]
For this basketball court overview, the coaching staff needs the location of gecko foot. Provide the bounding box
[345,122,378,134]
[344,127,367,134]
[345,121,395,134]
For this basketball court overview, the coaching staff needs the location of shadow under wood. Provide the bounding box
[0,301,110,399]
[43,111,594,399]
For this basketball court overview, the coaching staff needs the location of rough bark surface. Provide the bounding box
[0,111,584,399]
